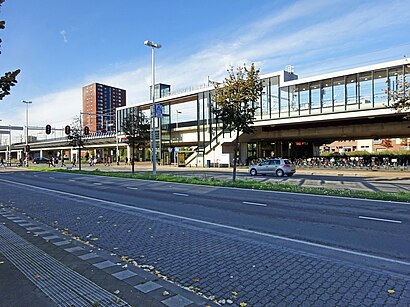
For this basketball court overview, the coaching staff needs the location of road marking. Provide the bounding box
[69,179,75,182]
[242,201,267,207]
[2,178,410,267]
[49,177,54,179]
[126,187,139,190]
[93,183,102,186]
[359,216,402,224]
[172,193,189,197]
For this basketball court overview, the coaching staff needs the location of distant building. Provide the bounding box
[82,83,126,133]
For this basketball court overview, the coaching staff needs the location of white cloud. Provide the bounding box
[60,30,68,43]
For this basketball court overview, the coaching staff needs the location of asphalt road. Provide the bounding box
[1,170,409,306]
[29,162,410,192]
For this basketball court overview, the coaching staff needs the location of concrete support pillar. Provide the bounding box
[239,143,247,165]
[39,149,43,158]
[127,146,131,161]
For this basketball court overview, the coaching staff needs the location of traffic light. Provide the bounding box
[25,145,30,152]
[45,124,51,134]
[65,125,71,135]
[84,126,90,135]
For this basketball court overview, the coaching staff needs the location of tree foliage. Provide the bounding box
[67,116,84,148]
[0,0,20,100]
[122,107,150,174]
[390,74,410,113]
[213,63,263,181]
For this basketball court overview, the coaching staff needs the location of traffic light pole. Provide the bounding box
[78,113,82,171]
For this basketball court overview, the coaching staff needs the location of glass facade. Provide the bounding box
[278,63,408,117]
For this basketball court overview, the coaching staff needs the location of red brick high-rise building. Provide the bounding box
[82,83,126,133]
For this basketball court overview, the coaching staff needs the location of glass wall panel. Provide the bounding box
[333,77,345,112]
[289,85,299,117]
[254,89,261,119]
[321,79,332,112]
[374,69,388,107]
[359,72,372,108]
[405,65,410,103]
[270,77,279,118]
[388,66,403,106]
[299,84,309,116]
[280,87,290,117]
[346,74,358,110]
[389,66,402,91]
[310,82,320,114]
[170,99,197,125]
[261,79,270,120]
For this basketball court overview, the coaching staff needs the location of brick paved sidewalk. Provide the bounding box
[0,210,215,307]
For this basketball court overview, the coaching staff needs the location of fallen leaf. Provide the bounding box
[114,290,120,295]
[162,291,169,296]
[231,291,238,297]
[193,277,200,282]
[239,303,247,307]
[388,289,395,294]
[34,274,41,279]
[0,261,4,264]
[76,217,81,220]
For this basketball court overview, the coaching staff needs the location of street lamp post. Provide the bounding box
[176,110,181,129]
[144,40,161,175]
[22,100,32,166]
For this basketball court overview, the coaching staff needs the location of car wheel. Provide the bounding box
[250,168,257,176]
[286,173,294,177]
[276,169,285,177]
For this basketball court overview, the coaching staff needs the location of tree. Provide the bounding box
[0,0,20,100]
[122,107,150,174]
[213,63,263,181]
[67,116,85,170]
[390,74,409,113]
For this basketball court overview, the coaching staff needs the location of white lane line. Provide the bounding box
[1,178,410,267]
[126,187,139,190]
[242,201,267,207]
[359,216,402,224]
[69,179,75,182]
[172,193,189,197]
[93,183,102,186]
[49,177,55,179]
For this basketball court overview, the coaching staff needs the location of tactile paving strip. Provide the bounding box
[0,224,130,307]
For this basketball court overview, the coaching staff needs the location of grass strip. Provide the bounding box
[30,167,410,203]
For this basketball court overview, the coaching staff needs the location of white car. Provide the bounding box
[249,158,296,177]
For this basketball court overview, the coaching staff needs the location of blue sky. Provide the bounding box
[1,0,410,141]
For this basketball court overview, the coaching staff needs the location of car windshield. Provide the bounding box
[283,160,291,164]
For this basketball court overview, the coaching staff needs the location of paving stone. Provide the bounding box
[162,294,193,307]
[26,226,43,231]
[33,230,50,235]
[93,260,116,270]
[112,270,137,280]
[53,240,71,246]
[78,253,99,260]
[42,235,60,240]
[64,246,84,253]
[135,281,162,293]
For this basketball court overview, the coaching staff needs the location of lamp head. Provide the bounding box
[144,40,161,49]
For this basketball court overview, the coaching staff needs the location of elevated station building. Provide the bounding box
[117,58,410,167]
